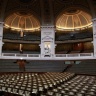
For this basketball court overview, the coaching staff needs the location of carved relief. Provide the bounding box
[44,42,51,56]
[42,36,53,41]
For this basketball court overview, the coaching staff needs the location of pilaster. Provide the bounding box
[92,18,96,57]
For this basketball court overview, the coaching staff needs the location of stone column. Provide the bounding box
[0,22,4,56]
[40,0,55,58]
[41,26,55,57]
[0,0,8,56]
[92,18,96,57]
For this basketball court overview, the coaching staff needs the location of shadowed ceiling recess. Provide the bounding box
[19,0,31,3]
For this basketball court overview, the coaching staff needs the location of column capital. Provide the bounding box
[0,22,4,26]
[41,26,54,28]
[92,18,96,22]
[2,42,4,45]
[0,22,4,24]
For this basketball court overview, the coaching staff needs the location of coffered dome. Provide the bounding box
[4,12,40,31]
[56,9,92,31]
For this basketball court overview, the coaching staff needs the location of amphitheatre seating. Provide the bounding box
[23,35,40,41]
[82,50,93,53]
[0,72,96,96]
[0,72,75,96]
[2,50,40,54]
[75,32,92,39]
[69,50,81,54]
[3,32,40,41]
[56,32,92,41]
[3,32,20,40]
[2,50,20,53]
[57,34,70,41]
[56,51,68,54]
[40,75,96,96]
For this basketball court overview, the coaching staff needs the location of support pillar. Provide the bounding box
[41,26,55,57]
[0,22,4,56]
[0,0,8,56]
[92,18,96,57]
[40,0,55,58]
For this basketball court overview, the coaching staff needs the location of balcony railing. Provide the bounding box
[55,53,93,57]
[1,53,94,60]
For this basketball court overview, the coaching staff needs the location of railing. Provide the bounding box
[1,53,94,60]
[2,53,40,58]
[55,53,93,57]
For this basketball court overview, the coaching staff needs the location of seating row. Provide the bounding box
[0,72,74,96]
[1,72,96,96]
[41,75,96,96]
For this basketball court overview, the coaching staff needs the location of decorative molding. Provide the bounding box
[42,36,53,40]
[92,18,96,22]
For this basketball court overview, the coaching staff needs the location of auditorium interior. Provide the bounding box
[0,0,96,96]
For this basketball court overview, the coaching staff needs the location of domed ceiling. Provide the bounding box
[56,9,92,31]
[4,12,40,31]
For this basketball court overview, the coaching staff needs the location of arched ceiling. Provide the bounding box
[56,9,92,31]
[1,0,94,53]
[0,0,95,33]
[4,12,40,31]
